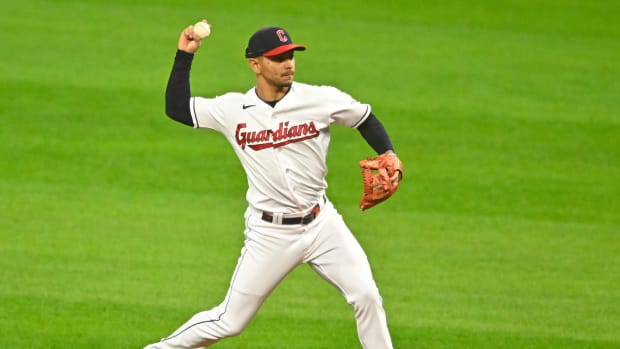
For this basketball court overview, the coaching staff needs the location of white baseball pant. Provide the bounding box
[155,199,393,348]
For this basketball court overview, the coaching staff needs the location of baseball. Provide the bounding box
[193,21,211,39]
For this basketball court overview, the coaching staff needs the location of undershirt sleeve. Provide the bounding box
[356,112,395,154]
[165,50,194,127]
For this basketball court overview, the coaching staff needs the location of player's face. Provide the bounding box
[255,51,296,88]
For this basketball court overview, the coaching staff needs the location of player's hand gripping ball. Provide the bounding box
[193,21,211,39]
[359,152,403,210]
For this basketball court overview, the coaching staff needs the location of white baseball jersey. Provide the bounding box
[189,81,371,213]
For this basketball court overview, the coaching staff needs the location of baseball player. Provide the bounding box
[144,20,403,349]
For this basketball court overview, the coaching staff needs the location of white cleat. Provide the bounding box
[143,343,162,349]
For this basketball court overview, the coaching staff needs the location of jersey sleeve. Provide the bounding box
[325,86,372,128]
[189,95,231,133]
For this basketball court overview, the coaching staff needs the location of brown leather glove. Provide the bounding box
[359,151,403,210]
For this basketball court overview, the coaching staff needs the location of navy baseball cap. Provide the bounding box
[245,27,306,58]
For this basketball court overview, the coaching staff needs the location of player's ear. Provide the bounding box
[248,58,261,74]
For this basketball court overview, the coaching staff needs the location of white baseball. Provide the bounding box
[193,21,211,39]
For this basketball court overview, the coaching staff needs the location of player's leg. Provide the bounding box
[306,202,393,349]
[149,213,307,348]
[151,287,265,349]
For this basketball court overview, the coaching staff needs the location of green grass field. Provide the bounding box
[1,1,619,348]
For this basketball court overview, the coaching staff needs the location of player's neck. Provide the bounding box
[255,81,291,103]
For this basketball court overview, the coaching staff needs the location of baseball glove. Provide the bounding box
[359,151,403,210]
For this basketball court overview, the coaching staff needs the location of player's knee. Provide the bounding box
[348,288,384,310]
[218,310,254,338]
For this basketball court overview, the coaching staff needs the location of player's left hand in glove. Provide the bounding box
[359,151,403,210]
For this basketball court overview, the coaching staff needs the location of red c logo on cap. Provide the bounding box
[276,29,288,43]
